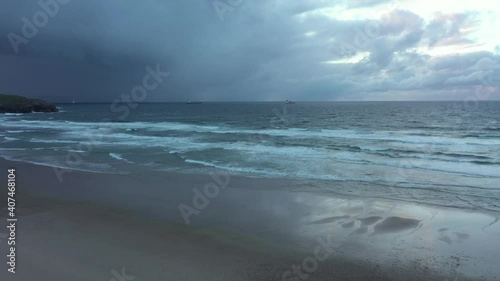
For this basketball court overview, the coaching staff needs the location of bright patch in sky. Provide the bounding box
[314,0,499,56]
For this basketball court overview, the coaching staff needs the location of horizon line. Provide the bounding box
[54,100,500,103]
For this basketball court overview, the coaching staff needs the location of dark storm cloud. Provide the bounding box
[0,0,498,101]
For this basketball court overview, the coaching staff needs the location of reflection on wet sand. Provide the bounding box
[372,216,421,234]
[438,228,471,245]
[309,215,350,225]
[309,214,421,235]
[358,216,383,226]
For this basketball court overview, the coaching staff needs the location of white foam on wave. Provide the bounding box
[187,139,499,179]
[30,138,78,144]
[358,146,389,151]
[6,119,500,147]
[6,118,493,149]
[184,159,288,177]
[5,119,219,133]
[109,152,124,160]
[68,149,87,153]
[2,113,24,116]
[0,153,126,175]
[86,134,200,151]
[183,159,375,182]
[109,153,133,163]
[141,121,500,147]
[4,119,499,180]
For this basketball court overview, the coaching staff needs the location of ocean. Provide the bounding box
[1,101,499,212]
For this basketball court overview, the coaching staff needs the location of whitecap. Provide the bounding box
[109,152,133,163]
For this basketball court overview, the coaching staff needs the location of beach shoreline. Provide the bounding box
[0,157,499,280]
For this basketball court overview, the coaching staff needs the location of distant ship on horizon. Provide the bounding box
[285,100,295,104]
[186,100,203,104]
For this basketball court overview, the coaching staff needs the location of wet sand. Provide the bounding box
[0,157,499,280]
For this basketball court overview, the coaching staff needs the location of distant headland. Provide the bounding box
[0,94,58,113]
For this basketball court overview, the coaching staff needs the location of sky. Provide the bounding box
[0,0,499,102]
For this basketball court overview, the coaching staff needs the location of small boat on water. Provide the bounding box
[186,100,202,104]
[285,100,296,104]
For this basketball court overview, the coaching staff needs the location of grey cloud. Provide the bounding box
[425,12,478,47]
[0,0,498,102]
[380,9,424,35]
